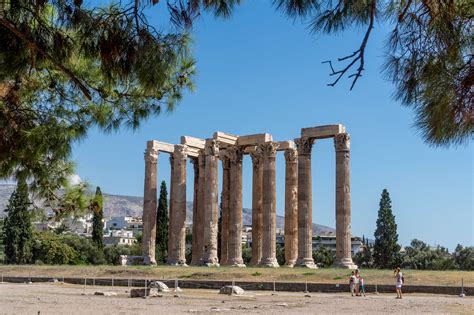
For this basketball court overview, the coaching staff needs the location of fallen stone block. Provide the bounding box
[219,285,244,296]
[130,288,160,298]
[94,291,117,297]
[148,281,170,292]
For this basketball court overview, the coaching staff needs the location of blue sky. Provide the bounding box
[72,2,472,250]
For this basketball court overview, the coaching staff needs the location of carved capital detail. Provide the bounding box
[204,139,219,157]
[259,142,278,158]
[227,146,243,165]
[173,144,188,160]
[284,148,298,163]
[220,153,231,170]
[295,137,315,155]
[334,133,350,151]
[249,148,263,167]
[144,148,158,164]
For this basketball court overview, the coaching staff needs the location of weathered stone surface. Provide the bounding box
[249,148,263,265]
[259,142,279,268]
[181,136,206,149]
[148,281,170,292]
[149,140,175,154]
[167,144,187,266]
[142,144,158,265]
[284,148,298,267]
[332,133,357,269]
[276,140,296,151]
[295,138,317,269]
[191,150,205,266]
[213,131,238,147]
[220,154,231,265]
[301,124,346,139]
[237,134,272,146]
[190,157,201,265]
[219,286,245,295]
[202,139,220,266]
[226,146,245,267]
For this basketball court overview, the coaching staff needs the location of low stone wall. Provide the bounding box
[1,276,470,296]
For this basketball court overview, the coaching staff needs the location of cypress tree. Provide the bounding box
[91,187,104,250]
[156,181,169,263]
[373,189,401,269]
[3,180,33,264]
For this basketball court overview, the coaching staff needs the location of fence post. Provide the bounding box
[112,276,114,289]
[460,278,465,297]
[144,278,147,297]
[305,282,308,293]
[273,280,276,293]
[83,277,87,294]
[375,283,378,294]
[231,279,235,296]
[1,273,3,284]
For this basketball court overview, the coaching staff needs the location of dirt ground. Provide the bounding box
[0,283,473,315]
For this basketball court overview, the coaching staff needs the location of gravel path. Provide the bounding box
[0,283,473,314]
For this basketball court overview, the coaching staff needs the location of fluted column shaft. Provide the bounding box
[220,153,230,265]
[284,148,298,267]
[167,155,174,262]
[227,146,245,267]
[295,138,317,268]
[167,145,187,265]
[250,149,263,265]
[333,133,357,269]
[191,150,205,265]
[202,140,220,266]
[259,142,279,267]
[142,142,158,265]
[190,157,200,265]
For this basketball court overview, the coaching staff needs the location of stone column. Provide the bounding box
[284,148,298,267]
[142,143,158,265]
[191,150,206,265]
[333,133,357,269]
[226,146,245,267]
[167,154,174,263]
[295,138,317,268]
[220,153,230,265]
[167,144,187,265]
[259,142,279,267]
[202,139,220,266]
[190,157,200,265]
[249,148,263,265]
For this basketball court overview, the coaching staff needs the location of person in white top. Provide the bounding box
[394,267,403,299]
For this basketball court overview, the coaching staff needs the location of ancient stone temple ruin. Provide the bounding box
[142,124,357,269]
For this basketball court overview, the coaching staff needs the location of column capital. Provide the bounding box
[173,144,188,160]
[284,148,298,163]
[144,148,159,163]
[220,153,231,170]
[295,137,315,155]
[249,148,263,167]
[227,146,243,166]
[334,133,351,151]
[259,142,278,158]
[204,139,219,157]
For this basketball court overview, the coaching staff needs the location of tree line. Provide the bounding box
[1,182,472,270]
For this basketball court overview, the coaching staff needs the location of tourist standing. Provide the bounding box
[395,267,403,299]
[359,276,366,297]
[349,271,356,296]
[354,269,361,296]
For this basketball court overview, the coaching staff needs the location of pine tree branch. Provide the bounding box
[0,17,92,100]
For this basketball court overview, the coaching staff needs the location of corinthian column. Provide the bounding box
[190,157,200,265]
[295,138,317,269]
[142,142,158,265]
[249,148,263,265]
[191,150,206,265]
[333,133,357,269]
[167,144,187,266]
[220,152,230,265]
[284,148,298,267]
[202,139,220,266]
[259,142,279,267]
[226,146,245,267]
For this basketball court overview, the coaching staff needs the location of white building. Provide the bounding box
[105,216,143,233]
[103,229,136,246]
[312,232,363,254]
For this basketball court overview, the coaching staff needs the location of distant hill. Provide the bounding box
[0,184,335,234]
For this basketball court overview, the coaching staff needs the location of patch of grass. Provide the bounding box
[333,276,343,280]
[302,272,316,276]
[251,271,262,276]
